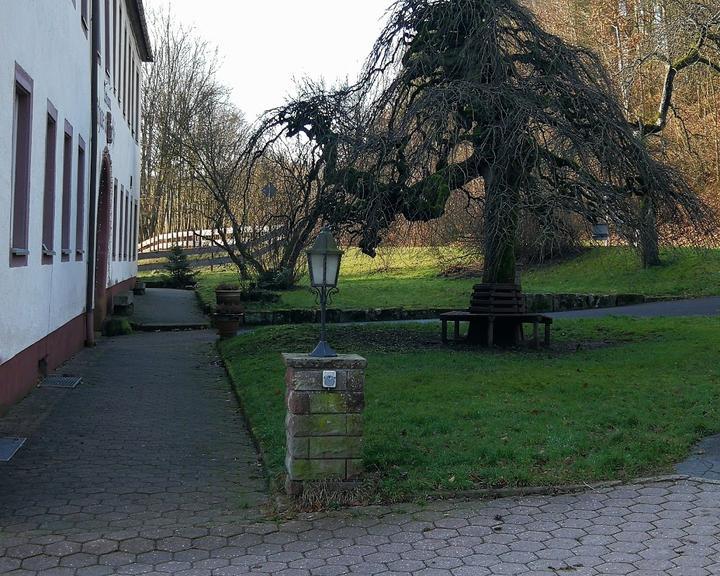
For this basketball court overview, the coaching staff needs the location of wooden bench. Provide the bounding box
[440,311,552,347]
[441,283,552,347]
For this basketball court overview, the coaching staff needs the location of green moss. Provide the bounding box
[102,318,133,337]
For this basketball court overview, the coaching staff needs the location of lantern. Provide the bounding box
[306,227,343,357]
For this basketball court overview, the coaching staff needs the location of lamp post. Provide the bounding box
[306,227,343,357]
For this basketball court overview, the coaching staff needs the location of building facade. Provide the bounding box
[0,0,152,409]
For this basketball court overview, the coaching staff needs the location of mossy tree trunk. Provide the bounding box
[481,166,520,285]
[639,195,662,268]
[468,166,523,346]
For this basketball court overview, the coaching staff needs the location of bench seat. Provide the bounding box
[440,311,553,347]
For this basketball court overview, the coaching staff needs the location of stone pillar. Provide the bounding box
[283,353,366,496]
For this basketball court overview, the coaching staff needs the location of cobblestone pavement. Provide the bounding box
[1,474,720,575]
[0,330,268,574]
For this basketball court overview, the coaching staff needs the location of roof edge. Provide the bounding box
[127,0,153,62]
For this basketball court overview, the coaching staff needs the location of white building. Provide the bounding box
[0,0,152,408]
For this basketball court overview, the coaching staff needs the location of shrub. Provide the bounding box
[164,246,198,288]
[516,211,587,264]
[240,284,280,303]
[103,318,133,337]
[257,268,295,290]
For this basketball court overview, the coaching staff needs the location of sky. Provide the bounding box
[143,0,392,121]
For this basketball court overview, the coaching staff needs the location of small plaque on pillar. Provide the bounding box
[322,370,337,389]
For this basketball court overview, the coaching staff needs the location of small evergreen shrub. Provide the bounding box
[164,246,198,288]
[257,268,295,290]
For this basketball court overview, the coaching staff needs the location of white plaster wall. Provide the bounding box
[0,0,92,366]
[0,0,143,367]
[102,0,141,288]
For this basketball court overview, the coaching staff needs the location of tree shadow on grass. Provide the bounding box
[255,322,660,357]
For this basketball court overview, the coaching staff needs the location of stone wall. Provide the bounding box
[242,293,674,325]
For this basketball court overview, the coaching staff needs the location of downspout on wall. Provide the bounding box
[85,0,101,346]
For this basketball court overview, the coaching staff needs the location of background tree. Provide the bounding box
[141,11,328,285]
[140,11,223,240]
[530,0,720,266]
[173,87,334,285]
[244,138,334,287]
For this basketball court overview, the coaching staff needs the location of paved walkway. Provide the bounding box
[132,289,209,329]
[0,329,268,574]
[1,473,720,575]
[550,296,720,319]
[677,437,720,481]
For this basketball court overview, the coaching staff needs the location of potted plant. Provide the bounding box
[215,282,243,314]
[214,313,242,339]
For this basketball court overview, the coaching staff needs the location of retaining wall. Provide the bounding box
[236,293,678,326]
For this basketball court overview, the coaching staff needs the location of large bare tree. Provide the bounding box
[142,12,328,284]
[175,93,330,284]
[609,0,720,266]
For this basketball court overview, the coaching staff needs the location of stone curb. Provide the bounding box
[272,474,698,515]
[214,342,275,495]
[131,321,210,332]
[202,293,683,326]
[427,474,691,501]
[686,475,720,485]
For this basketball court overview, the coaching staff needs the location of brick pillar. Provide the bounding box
[283,353,366,496]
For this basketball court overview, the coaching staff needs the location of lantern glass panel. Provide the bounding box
[324,254,340,287]
[592,223,609,241]
[308,252,326,287]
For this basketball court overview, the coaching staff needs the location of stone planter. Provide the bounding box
[214,313,242,339]
[132,281,146,296]
[215,289,244,314]
[112,292,134,316]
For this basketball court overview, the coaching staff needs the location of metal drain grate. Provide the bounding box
[0,437,26,462]
[40,375,82,389]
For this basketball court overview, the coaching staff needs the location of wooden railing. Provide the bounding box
[140,228,236,253]
[137,227,284,272]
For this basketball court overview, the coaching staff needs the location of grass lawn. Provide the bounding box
[188,246,720,312]
[524,246,720,297]
[219,317,720,502]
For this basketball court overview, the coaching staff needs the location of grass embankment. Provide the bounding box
[191,247,720,312]
[524,247,720,297]
[220,317,720,502]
